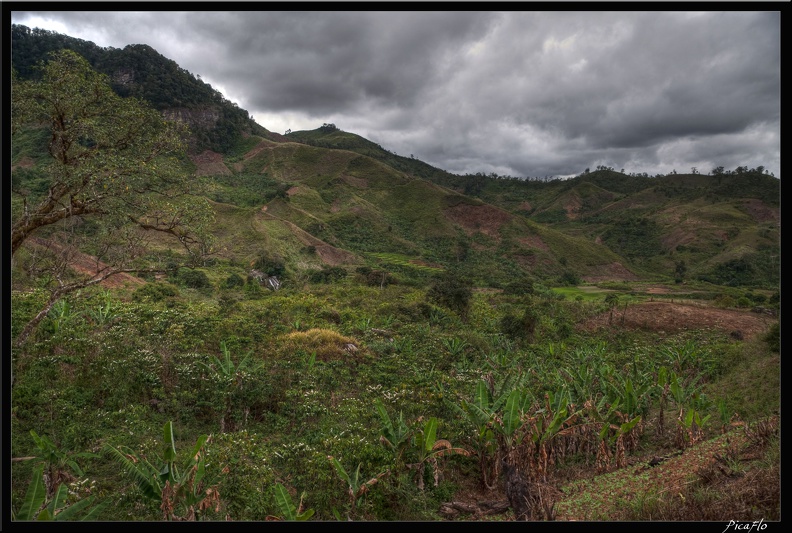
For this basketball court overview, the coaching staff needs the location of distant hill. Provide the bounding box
[11,25,780,289]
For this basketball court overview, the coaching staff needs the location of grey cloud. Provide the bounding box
[11,10,780,178]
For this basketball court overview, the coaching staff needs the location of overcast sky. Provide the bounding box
[11,9,781,179]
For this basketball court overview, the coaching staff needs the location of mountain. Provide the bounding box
[10,24,276,153]
[10,25,780,289]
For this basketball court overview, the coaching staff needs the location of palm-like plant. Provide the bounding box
[16,430,98,499]
[104,421,224,521]
[406,417,469,491]
[374,399,411,465]
[272,483,314,521]
[14,464,108,521]
[328,457,389,519]
[199,340,261,432]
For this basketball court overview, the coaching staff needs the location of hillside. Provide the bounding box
[11,24,780,290]
[9,26,780,524]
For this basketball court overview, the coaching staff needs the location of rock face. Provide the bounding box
[112,67,135,86]
[163,107,220,129]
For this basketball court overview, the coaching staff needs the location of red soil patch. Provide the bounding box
[517,234,549,251]
[241,140,277,161]
[315,245,358,266]
[581,262,640,283]
[190,150,231,176]
[29,238,146,290]
[579,301,772,339]
[740,199,779,224]
[342,174,369,188]
[11,156,35,172]
[445,203,512,239]
[562,195,582,220]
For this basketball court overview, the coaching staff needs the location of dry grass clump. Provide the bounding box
[281,328,360,361]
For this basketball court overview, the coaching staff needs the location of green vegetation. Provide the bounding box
[10,38,779,522]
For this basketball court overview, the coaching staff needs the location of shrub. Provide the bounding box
[426,273,472,317]
[558,270,581,286]
[132,282,180,303]
[500,309,538,342]
[502,276,535,296]
[223,273,245,289]
[176,268,212,289]
[764,322,779,352]
[254,251,286,278]
[356,267,396,288]
[735,297,752,308]
[309,266,347,284]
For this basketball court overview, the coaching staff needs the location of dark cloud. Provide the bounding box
[11,10,780,178]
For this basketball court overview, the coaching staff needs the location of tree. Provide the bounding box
[427,272,473,318]
[674,260,687,284]
[11,50,214,345]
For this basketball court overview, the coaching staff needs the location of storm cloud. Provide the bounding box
[10,9,780,178]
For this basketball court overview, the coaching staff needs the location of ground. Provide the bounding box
[579,300,772,340]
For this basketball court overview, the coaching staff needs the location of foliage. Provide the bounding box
[175,268,212,289]
[426,272,473,318]
[104,421,225,521]
[11,49,214,345]
[254,251,286,278]
[13,464,109,521]
[309,266,348,284]
[763,322,779,353]
[272,484,315,521]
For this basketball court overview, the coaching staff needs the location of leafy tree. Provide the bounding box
[674,260,687,283]
[427,272,473,317]
[11,50,214,345]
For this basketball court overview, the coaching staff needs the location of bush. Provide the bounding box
[502,276,535,296]
[427,273,472,317]
[764,322,779,352]
[735,297,753,308]
[356,267,396,287]
[558,270,581,286]
[500,309,538,342]
[175,268,212,289]
[280,328,359,362]
[132,282,180,303]
[309,266,347,284]
[223,273,245,289]
[254,251,286,278]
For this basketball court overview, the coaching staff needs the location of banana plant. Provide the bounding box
[87,289,119,327]
[20,430,98,499]
[524,387,585,481]
[588,395,641,470]
[272,483,314,521]
[199,340,261,432]
[654,365,671,437]
[449,380,501,489]
[374,399,411,465]
[328,456,389,517]
[14,464,108,521]
[45,299,75,335]
[407,416,470,490]
[442,337,469,357]
[104,421,223,521]
[559,363,598,405]
[668,372,711,448]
